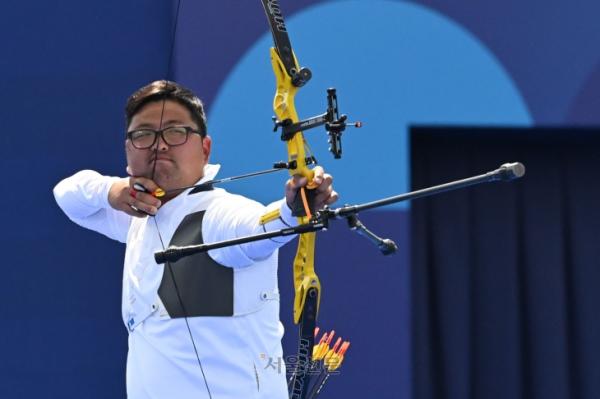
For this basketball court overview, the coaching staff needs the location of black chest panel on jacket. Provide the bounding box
[158,210,234,317]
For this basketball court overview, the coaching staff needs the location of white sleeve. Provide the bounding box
[53,170,131,243]
[203,194,298,268]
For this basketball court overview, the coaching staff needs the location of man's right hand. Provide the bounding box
[108,177,162,217]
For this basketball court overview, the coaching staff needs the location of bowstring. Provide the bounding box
[149,0,213,397]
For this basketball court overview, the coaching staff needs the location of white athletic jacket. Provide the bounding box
[54,164,296,399]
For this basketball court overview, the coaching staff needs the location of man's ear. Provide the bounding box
[125,140,133,176]
[202,135,212,162]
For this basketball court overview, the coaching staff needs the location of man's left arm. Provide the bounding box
[204,166,337,267]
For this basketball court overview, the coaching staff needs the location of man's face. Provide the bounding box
[125,99,211,194]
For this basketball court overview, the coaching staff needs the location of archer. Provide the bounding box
[54,80,337,398]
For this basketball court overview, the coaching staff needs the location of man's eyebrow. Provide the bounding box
[161,119,187,127]
[130,120,188,130]
[130,123,156,130]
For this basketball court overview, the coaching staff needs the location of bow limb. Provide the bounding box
[270,48,316,186]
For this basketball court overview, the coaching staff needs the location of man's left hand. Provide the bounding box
[285,166,338,212]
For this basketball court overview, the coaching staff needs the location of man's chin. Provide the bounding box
[152,173,174,188]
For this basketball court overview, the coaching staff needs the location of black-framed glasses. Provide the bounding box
[126,126,203,149]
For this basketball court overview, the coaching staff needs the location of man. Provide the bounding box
[54,80,337,398]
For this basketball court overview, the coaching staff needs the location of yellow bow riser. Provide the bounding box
[269,47,321,324]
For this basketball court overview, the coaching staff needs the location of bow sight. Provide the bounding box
[272,88,361,159]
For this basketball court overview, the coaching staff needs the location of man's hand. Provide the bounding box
[285,166,339,213]
[108,177,162,217]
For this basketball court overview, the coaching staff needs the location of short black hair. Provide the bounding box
[125,80,207,137]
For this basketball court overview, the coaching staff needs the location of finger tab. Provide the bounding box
[133,182,147,192]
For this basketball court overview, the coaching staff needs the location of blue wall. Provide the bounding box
[2,0,599,397]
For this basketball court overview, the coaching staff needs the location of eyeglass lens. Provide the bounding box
[130,127,189,149]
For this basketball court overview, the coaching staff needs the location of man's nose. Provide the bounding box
[152,133,169,151]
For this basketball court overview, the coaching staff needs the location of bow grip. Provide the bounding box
[290,187,317,217]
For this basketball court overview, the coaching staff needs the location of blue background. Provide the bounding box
[1,0,599,397]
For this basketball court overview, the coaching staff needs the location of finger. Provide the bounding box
[128,196,159,216]
[123,196,148,217]
[314,187,339,207]
[128,187,161,210]
[314,186,333,205]
[314,174,333,193]
[292,175,309,189]
[132,190,162,209]
[285,176,308,198]
[326,190,339,205]
[130,177,162,196]
[126,204,147,218]
[311,166,325,185]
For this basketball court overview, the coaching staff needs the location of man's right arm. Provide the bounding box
[53,170,132,243]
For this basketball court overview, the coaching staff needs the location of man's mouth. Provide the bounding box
[151,156,173,163]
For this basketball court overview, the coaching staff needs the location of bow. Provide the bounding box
[260,2,319,396]
[260,2,351,397]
